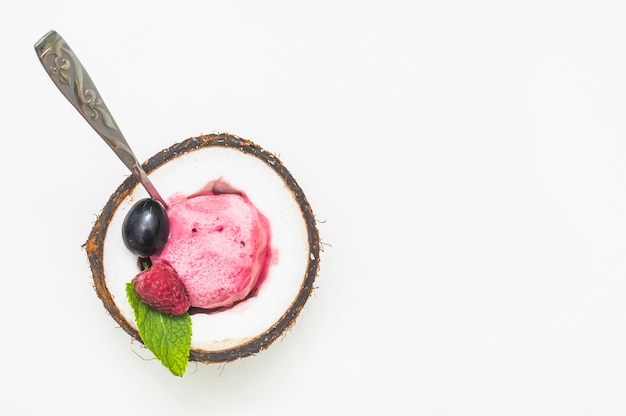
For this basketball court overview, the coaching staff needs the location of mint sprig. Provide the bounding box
[126,281,192,376]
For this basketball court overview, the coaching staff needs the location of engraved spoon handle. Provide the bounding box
[34,30,166,207]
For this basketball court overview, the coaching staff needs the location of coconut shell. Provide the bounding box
[85,133,320,363]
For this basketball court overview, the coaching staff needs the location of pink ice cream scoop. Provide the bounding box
[154,179,272,309]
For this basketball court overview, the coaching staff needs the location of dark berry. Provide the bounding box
[122,198,170,257]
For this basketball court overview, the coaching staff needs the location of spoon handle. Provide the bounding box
[34,30,166,207]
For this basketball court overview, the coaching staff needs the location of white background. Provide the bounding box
[2,1,626,414]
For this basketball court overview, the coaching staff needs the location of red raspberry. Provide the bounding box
[133,260,190,316]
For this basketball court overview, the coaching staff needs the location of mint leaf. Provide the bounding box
[126,281,192,376]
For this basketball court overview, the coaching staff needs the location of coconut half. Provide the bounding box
[85,134,320,363]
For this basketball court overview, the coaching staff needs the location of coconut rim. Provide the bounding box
[85,133,320,363]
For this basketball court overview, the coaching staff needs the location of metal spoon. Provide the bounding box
[34,30,167,207]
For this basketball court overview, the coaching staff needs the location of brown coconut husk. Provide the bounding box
[85,133,320,363]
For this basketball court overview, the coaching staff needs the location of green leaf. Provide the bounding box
[126,281,192,376]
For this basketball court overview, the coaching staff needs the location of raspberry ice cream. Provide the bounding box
[154,178,272,310]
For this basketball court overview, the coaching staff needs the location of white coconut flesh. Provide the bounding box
[100,137,315,357]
